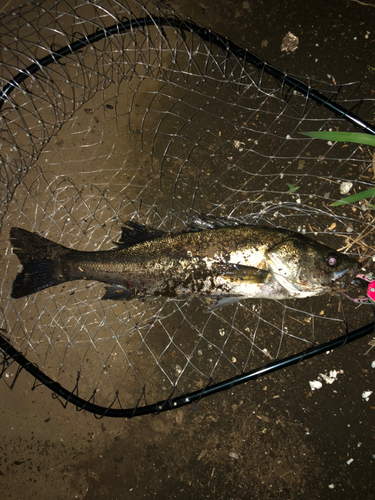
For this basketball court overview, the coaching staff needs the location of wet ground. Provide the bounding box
[1,0,375,499]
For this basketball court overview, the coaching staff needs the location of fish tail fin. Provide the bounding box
[10,227,71,298]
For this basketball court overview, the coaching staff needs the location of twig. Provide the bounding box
[337,224,375,252]
[350,0,375,6]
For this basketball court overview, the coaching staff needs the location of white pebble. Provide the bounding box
[320,372,336,384]
[362,390,373,399]
[340,181,353,195]
[309,380,322,391]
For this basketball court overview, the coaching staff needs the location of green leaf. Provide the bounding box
[300,131,375,147]
[331,187,375,206]
[287,184,299,193]
[299,130,375,207]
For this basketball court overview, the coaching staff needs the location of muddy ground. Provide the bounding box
[1,0,375,499]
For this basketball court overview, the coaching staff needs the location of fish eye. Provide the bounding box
[325,251,339,267]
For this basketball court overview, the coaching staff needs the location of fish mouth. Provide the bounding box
[332,263,358,282]
[332,269,349,282]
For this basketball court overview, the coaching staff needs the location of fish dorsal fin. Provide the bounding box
[188,214,243,232]
[114,222,166,248]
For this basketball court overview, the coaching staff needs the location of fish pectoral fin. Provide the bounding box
[101,285,133,301]
[216,264,271,284]
[206,296,246,312]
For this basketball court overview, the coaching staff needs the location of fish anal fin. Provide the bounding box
[101,285,133,301]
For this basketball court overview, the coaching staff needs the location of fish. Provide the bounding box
[9,217,357,311]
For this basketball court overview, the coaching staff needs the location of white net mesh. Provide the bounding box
[0,0,374,412]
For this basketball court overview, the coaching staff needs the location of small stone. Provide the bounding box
[340,181,353,195]
[309,380,322,391]
[362,390,373,399]
[281,32,299,53]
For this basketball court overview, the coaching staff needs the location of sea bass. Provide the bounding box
[10,218,357,310]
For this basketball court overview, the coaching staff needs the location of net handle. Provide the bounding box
[1,321,373,418]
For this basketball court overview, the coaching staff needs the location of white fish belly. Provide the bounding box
[202,275,292,300]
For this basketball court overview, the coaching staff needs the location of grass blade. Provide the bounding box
[331,188,375,206]
[300,131,375,146]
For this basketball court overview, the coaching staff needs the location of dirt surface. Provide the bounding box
[1,1,375,499]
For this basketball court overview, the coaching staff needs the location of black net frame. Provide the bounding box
[0,0,374,417]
